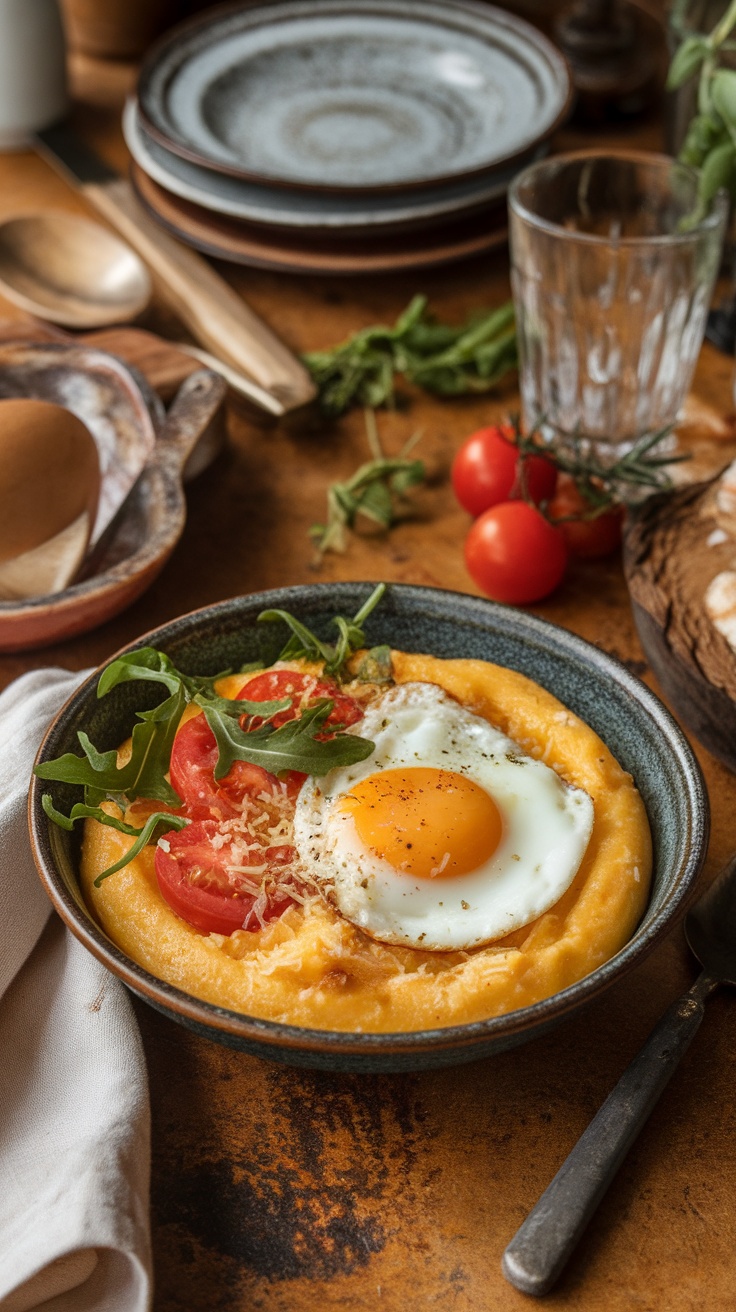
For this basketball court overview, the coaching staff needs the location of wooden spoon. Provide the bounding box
[0,211,151,328]
[0,210,289,415]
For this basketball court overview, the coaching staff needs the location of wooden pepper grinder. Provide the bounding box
[554,0,664,119]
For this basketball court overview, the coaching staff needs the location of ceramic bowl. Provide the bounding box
[0,339,226,651]
[29,583,709,1072]
[137,0,571,193]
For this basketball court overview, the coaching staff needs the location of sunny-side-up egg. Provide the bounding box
[293,682,594,951]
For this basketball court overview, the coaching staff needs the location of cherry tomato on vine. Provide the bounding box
[464,501,568,605]
[451,424,558,517]
[548,476,624,559]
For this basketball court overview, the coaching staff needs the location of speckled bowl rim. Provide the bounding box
[29,583,709,1063]
[136,0,573,196]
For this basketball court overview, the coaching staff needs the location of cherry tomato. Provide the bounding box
[154,820,295,936]
[548,476,624,558]
[464,501,568,604]
[451,424,558,517]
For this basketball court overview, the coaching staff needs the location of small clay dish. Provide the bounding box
[0,342,226,650]
[29,583,709,1072]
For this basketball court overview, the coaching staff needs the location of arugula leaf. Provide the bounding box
[258,582,386,679]
[91,811,190,886]
[36,686,186,808]
[303,295,517,416]
[201,697,374,778]
[41,794,189,887]
[353,645,393,684]
[42,793,141,835]
[97,647,182,697]
[98,647,233,700]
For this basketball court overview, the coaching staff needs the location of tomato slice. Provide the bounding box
[237,669,363,795]
[169,711,277,821]
[161,668,364,933]
[237,670,363,733]
[154,820,296,936]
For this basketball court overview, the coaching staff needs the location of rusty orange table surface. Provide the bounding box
[1,75,735,1312]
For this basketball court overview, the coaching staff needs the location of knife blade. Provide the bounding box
[34,122,316,415]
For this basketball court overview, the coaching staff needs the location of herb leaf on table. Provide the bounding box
[304,295,518,416]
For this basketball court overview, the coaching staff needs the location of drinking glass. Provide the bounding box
[508,150,728,464]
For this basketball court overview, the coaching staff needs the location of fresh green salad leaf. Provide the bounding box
[35,686,187,808]
[35,588,387,879]
[201,697,374,779]
[258,582,387,679]
[303,295,518,416]
[41,795,188,886]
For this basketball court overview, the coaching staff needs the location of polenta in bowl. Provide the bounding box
[30,583,707,1071]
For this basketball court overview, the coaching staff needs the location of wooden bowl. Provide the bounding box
[0,341,226,650]
[29,583,709,1072]
[624,473,736,771]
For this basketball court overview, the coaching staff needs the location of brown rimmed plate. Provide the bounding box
[136,0,572,195]
[131,163,509,273]
[29,582,709,1072]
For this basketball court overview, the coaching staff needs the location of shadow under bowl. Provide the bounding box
[29,582,709,1072]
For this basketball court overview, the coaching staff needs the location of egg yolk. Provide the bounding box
[339,767,503,879]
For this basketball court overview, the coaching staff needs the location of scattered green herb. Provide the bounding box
[309,412,425,560]
[668,0,736,210]
[304,294,517,417]
[36,590,388,881]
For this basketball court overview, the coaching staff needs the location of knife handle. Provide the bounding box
[502,989,708,1296]
[84,177,315,413]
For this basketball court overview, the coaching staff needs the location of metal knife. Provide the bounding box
[34,122,316,416]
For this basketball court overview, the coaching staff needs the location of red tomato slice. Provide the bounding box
[154,820,296,936]
[169,711,278,821]
[237,670,363,733]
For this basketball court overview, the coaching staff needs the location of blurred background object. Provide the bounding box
[665,0,733,153]
[554,0,665,118]
[61,0,178,59]
[0,0,67,149]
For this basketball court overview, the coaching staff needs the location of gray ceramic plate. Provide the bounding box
[124,97,543,232]
[137,0,572,194]
[29,583,708,1072]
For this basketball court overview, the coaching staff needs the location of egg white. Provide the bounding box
[293,683,594,951]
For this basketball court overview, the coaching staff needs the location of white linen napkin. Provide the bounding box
[0,670,152,1312]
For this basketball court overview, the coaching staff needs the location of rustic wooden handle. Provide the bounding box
[84,177,316,412]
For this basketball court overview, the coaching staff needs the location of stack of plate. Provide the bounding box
[127,0,572,275]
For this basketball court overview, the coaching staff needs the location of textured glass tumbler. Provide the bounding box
[508,151,728,463]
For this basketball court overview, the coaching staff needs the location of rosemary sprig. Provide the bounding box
[303,295,517,417]
[514,421,687,517]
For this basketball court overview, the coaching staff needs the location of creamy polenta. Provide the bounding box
[80,652,652,1032]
